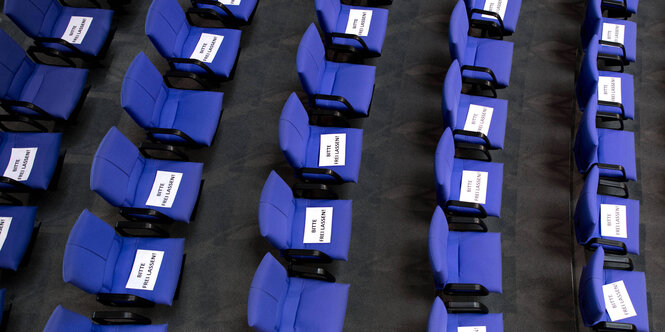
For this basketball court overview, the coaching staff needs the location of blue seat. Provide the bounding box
[189,0,259,26]
[0,132,62,193]
[435,128,503,218]
[0,206,37,271]
[247,252,350,332]
[465,0,522,36]
[146,0,242,85]
[63,210,185,306]
[427,297,503,332]
[428,206,502,295]
[582,0,637,64]
[449,0,514,90]
[315,0,389,57]
[121,52,224,147]
[4,0,114,62]
[259,171,352,261]
[574,96,636,182]
[443,60,508,150]
[297,23,376,117]
[90,127,203,223]
[44,305,168,332]
[279,93,363,183]
[0,29,89,122]
[577,35,634,120]
[579,248,648,332]
[575,166,639,255]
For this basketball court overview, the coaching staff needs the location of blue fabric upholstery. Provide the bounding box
[44,305,169,332]
[443,60,508,149]
[574,97,636,181]
[465,0,522,34]
[0,132,62,191]
[0,206,36,271]
[428,206,502,293]
[145,0,241,78]
[315,0,389,56]
[90,127,203,223]
[193,0,258,23]
[247,253,350,332]
[449,1,513,88]
[3,0,113,57]
[297,24,376,116]
[121,52,223,146]
[428,297,504,332]
[0,29,89,120]
[62,210,185,306]
[581,0,636,63]
[579,248,648,331]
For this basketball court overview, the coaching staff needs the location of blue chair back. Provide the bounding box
[427,297,448,332]
[121,52,168,129]
[574,96,599,174]
[435,128,455,205]
[44,305,93,331]
[579,247,607,327]
[4,0,63,37]
[247,253,289,332]
[428,206,450,288]
[449,0,469,62]
[442,60,463,128]
[145,0,190,58]
[258,171,296,250]
[279,93,310,169]
[581,0,603,47]
[296,24,326,96]
[575,166,600,244]
[577,35,600,109]
[0,29,36,101]
[315,0,342,34]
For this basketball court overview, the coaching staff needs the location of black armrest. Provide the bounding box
[585,238,627,255]
[292,183,338,199]
[297,168,345,184]
[26,45,77,67]
[327,32,369,53]
[0,177,33,193]
[598,100,625,119]
[0,99,52,118]
[283,249,333,264]
[139,142,189,161]
[91,311,151,325]
[597,178,629,198]
[598,40,627,72]
[443,283,489,296]
[603,254,633,271]
[164,71,211,91]
[313,94,355,114]
[32,37,88,59]
[461,65,498,87]
[115,221,170,238]
[593,321,637,331]
[447,216,488,232]
[309,109,352,128]
[186,8,233,27]
[167,58,216,77]
[0,192,24,206]
[462,77,498,98]
[469,8,505,39]
[288,264,336,282]
[601,0,627,10]
[0,114,48,133]
[455,141,492,162]
[119,207,176,224]
[445,301,489,314]
[444,200,488,219]
[452,129,491,149]
[146,128,198,147]
[589,163,627,182]
[96,293,155,307]
[596,111,624,130]
[60,0,102,8]
[191,0,234,16]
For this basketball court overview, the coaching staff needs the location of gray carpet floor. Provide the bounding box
[0,0,661,330]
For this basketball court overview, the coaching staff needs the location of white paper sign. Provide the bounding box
[463,104,494,136]
[458,327,487,332]
[459,170,488,205]
[190,33,224,63]
[598,76,622,104]
[3,148,37,182]
[319,134,346,167]
[0,217,12,251]
[602,280,637,322]
[602,23,625,45]
[61,16,93,45]
[303,207,332,244]
[482,0,507,20]
[600,204,627,238]
[125,250,164,291]
[145,171,183,208]
[345,9,373,37]
[218,0,241,4]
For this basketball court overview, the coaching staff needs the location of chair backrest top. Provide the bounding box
[0,29,35,101]
[435,128,455,204]
[427,297,448,332]
[43,305,93,332]
[574,95,600,174]
[442,60,463,128]
[449,0,469,62]
[4,0,63,38]
[581,0,603,46]
[279,93,310,169]
[579,247,607,326]
[315,0,342,34]
[428,206,450,287]
[258,171,296,250]
[145,0,190,58]
[577,35,600,107]
[247,253,289,332]
[575,166,600,243]
[121,52,168,129]
[296,23,326,96]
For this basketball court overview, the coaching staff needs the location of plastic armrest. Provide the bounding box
[443,283,490,296]
[462,77,498,98]
[96,293,155,307]
[0,99,52,118]
[91,311,151,325]
[167,58,216,77]
[191,0,234,16]
[597,100,625,119]
[590,163,627,182]
[164,71,210,90]
[292,183,338,199]
[313,94,355,114]
[327,32,369,53]
[0,114,48,133]
[0,192,24,206]
[146,128,199,146]
[115,221,170,238]
[596,111,624,130]
[0,177,33,193]
[447,216,488,232]
[287,264,336,282]
[61,0,102,8]
[597,178,629,198]
[309,109,352,128]
[452,129,491,149]
[186,8,233,27]
[603,254,634,271]
[461,65,499,87]
[593,322,637,331]
[586,238,627,255]
[599,40,627,70]
[139,142,189,161]
[445,301,489,314]
[455,141,492,161]
[601,0,627,9]
[283,249,333,264]
[119,207,175,224]
[469,8,505,38]
[297,167,345,184]
[26,45,77,67]
[32,37,87,58]
[444,200,488,218]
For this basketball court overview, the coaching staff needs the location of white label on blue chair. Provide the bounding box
[190,33,224,63]
[598,77,622,104]
[458,327,487,332]
[303,207,333,243]
[61,16,94,45]
[482,0,507,20]
[459,170,488,205]
[602,280,637,322]
[319,134,346,167]
[464,105,494,136]
[602,23,625,45]
[600,204,627,238]
[345,9,373,37]
[146,171,183,208]
[125,250,165,291]
[3,147,38,182]
[218,0,241,4]
[0,217,12,251]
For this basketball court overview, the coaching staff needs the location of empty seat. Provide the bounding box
[315,0,389,57]
[449,0,514,91]
[0,206,38,271]
[428,206,502,295]
[189,0,259,27]
[279,93,363,183]
[247,252,350,332]
[297,23,376,117]
[121,52,224,147]
[44,305,167,332]
[0,132,62,195]
[465,0,522,36]
[443,60,508,150]
[582,0,637,64]
[90,127,203,223]
[579,248,648,332]
[63,209,185,306]
[427,297,503,332]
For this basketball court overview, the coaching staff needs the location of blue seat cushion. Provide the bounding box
[153,89,224,146]
[131,159,203,223]
[280,277,350,332]
[111,237,185,306]
[315,61,376,116]
[290,198,352,261]
[601,269,648,332]
[49,6,114,56]
[332,5,389,55]
[468,0,522,33]
[448,158,504,217]
[0,206,36,271]
[596,195,639,255]
[454,94,508,149]
[0,132,62,191]
[449,313,504,332]
[15,64,88,120]
[597,129,636,181]
[462,36,513,88]
[174,26,241,78]
[597,71,634,120]
[598,18,636,63]
[195,0,258,22]
[447,231,502,293]
[302,126,363,183]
